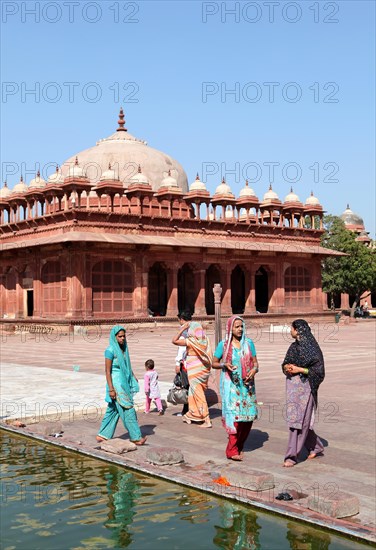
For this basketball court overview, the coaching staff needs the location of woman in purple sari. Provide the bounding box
[282,319,325,467]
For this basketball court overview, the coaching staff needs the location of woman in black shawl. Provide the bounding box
[282,319,325,467]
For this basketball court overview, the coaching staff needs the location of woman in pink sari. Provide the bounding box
[172,321,213,427]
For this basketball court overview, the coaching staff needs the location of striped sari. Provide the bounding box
[184,322,213,422]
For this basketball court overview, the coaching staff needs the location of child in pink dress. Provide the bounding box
[144,359,164,415]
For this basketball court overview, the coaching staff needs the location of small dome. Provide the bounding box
[305,191,320,206]
[189,173,206,192]
[225,208,234,219]
[284,187,300,203]
[239,180,256,198]
[12,176,28,194]
[0,182,11,199]
[263,185,279,202]
[160,169,178,188]
[100,163,119,182]
[48,166,64,184]
[29,170,47,189]
[341,204,364,228]
[129,165,149,185]
[68,157,86,178]
[215,177,234,196]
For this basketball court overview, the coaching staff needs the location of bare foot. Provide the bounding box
[283,459,296,468]
[228,455,243,461]
[308,452,323,460]
[183,415,192,424]
[132,436,147,446]
[200,420,212,428]
[96,436,106,442]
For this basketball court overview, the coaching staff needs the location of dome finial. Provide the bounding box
[269,184,272,190]
[37,169,40,177]
[117,107,127,132]
[347,203,350,209]
[196,173,200,180]
[20,175,23,182]
[245,179,249,186]
[222,176,226,184]
[75,156,79,166]
[138,164,142,173]
[290,186,293,193]
[108,162,111,170]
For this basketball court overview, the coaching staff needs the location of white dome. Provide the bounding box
[29,171,47,189]
[100,163,119,182]
[305,191,320,206]
[129,165,149,185]
[189,173,206,191]
[263,185,279,202]
[239,180,256,198]
[215,178,234,196]
[160,170,178,188]
[341,205,364,228]
[68,157,86,178]
[60,109,188,192]
[48,166,64,184]
[284,188,300,203]
[12,177,28,194]
[225,208,234,219]
[0,183,11,198]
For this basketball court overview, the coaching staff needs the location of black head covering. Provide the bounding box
[282,319,325,404]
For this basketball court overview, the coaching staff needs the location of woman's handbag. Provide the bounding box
[167,385,188,405]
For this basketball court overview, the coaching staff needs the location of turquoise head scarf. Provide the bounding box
[107,325,139,407]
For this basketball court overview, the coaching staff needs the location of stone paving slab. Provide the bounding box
[1,320,375,543]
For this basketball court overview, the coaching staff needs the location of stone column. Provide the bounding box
[341,293,349,309]
[221,267,232,315]
[213,283,222,347]
[166,263,178,317]
[246,264,257,313]
[194,269,206,315]
[33,256,43,318]
[65,249,84,318]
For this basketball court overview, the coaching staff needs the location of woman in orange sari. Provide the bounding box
[172,321,213,428]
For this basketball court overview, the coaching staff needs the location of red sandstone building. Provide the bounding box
[0,110,343,323]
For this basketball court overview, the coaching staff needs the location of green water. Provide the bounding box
[0,432,369,550]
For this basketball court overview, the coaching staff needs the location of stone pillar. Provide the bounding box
[246,265,257,313]
[194,269,206,315]
[166,263,178,317]
[221,267,232,315]
[133,256,148,318]
[213,283,222,348]
[65,250,84,318]
[33,257,43,318]
[341,293,349,309]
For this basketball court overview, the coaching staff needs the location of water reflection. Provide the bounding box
[0,432,369,550]
[213,501,261,549]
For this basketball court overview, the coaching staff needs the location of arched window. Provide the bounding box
[148,263,167,316]
[284,266,311,307]
[92,260,133,316]
[41,261,67,315]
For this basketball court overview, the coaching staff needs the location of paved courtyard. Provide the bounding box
[1,319,375,542]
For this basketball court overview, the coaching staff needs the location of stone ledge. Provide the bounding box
[308,492,360,518]
[220,467,274,492]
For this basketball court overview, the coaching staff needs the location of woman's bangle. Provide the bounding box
[303,368,309,375]
[220,362,225,368]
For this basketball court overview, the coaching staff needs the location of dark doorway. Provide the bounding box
[327,292,341,309]
[371,291,376,308]
[255,267,269,313]
[205,265,221,315]
[27,290,34,317]
[178,264,195,314]
[231,265,245,314]
[148,263,167,316]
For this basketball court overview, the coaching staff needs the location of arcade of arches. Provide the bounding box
[0,248,324,319]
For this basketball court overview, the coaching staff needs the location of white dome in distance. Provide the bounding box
[29,170,47,189]
[68,157,86,178]
[0,182,11,198]
[48,166,64,185]
[215,177,234,196]
[263,185,279,202]
[239,180,257,198]
[100,163,119,182]
[129,165,149,185]
[161,169,178,188]
[12,176,28,194]
[284,187,300,203]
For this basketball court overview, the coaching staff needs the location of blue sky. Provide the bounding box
[1,0,375,236]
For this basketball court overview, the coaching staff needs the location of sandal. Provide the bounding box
[96,435,106,442]
[183,415,192,424]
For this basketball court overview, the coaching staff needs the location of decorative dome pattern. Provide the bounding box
[48,166,64,185]
[129,165,149,186]
[12,176,28,194]
[215,178,234,197]
[305,191,320,206]
[189,174,206,192]
[239,180,257,198]
[0,183,11,199]
[284,187,301,203]
[60,109,188,192]
[341,205,364,228]
[262,185,279,202]
[160,169,178,188]
[29,170,47,189]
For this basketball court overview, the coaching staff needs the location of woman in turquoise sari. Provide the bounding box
[212,316,259,460]
[97,325,146,445]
